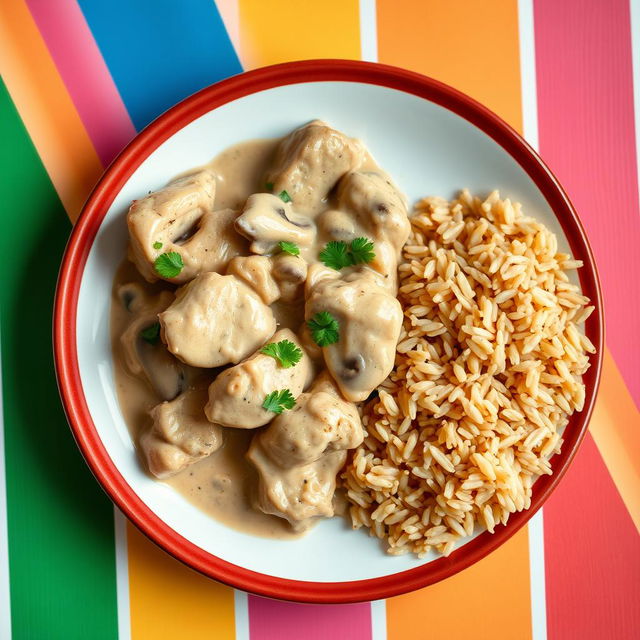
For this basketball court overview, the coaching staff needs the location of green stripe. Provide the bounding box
[0,80,118,638]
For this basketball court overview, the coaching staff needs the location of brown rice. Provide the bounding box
[341,189,595,557]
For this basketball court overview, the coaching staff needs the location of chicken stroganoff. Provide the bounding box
[111,121,410,537]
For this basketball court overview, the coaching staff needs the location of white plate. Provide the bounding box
[55,61,603,602]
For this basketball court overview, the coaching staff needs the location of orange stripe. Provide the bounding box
[0,0,103,222]
[377,2,531,637]
[589,348,640,532]
[377,0,523,131]
[387,528,532,639]
[127,523,236,639]
[238,0,361,69]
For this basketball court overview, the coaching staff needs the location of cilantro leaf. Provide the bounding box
[154,251,183,278]
[319,238,376,270]
[319,241,352,270]
[262,389,296,414]
[278,190,292,203]
[265,181,274,191]
[261,340,303,368]
[153,241,163,250]
[307,311,340,347]
[349,237,376,264]
[278,241,300,256]
[140,322,161,345]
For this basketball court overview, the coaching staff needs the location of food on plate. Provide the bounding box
[342,190,595,556]
[111,121,595,554]
[112,120,407,537]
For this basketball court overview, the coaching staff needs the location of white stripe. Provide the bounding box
[528,511,547,640]
[214,0,241,54]
[0,332,12,640]
[359,0,378,62]
[518,4,547,639]
[233,589,250,640]
[630,0,640,211]
[114,508,131,640]
[370,600,387,640]
[518,0,539,151]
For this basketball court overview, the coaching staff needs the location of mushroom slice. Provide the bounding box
[266,120,365,213]
[127,170,247,283]
[234,193,315,254]
[117,283,186,401]
[205,329,313,429]
[306,269,403,402]
[247,374,363,529]
[159,272,276,368]
[141,386,223,478]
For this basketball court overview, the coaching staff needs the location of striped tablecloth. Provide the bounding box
[1,1,638,638]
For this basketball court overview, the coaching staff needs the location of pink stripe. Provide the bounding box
[248,595,372,640]
[542,435,640,639]
[534,0,640,408]
[27,0,136,165]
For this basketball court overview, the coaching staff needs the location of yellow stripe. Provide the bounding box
[0,0,103,222]
[589,348,640,532]
[127,523,236,640]
[238,0,361,69]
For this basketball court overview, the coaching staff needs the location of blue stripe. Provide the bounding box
[77,0,243,131]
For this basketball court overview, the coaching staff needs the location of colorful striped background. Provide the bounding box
[1,0,638,638]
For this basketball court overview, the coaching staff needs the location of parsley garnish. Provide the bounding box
[265,181,274,191]
[262,389,296,414]
[153,241,163,250]
[278,241,300,256]
[349,236,376,264]
[140,322,160,345]
[278,190,292,203]
[319,241,352,270]
[319,237,376,270]
[154,251,183,278]
[261,340,303,368]
[307,311,340,347]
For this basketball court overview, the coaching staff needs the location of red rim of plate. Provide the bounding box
[53,59,604,604]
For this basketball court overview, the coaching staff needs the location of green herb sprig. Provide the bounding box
[154,251,184,278]
[262,389,296,414]
[278,241,300,256]
[307,311,340,347]
[319,237,375,271]
[260,340,303,368]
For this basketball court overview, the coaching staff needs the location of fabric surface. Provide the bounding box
[0,1,638,638]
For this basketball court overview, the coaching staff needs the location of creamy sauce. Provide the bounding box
[111,124,410,539]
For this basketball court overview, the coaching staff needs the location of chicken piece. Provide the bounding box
[266,120,365,213]
[305,268,403,402]
[159,272,276,368]
[336,170,410,251]
[254,373,363,467]
[270,253,308,302]
[127,170,247,283]
[226,255,280,304]
[140,387,223,478]
[205,329,313,429]
[318,170,411,285]
[226,254,308,305]
[117,283,187,400]
[234,193,315,254]
[247,374,364,529]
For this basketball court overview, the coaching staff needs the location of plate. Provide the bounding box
[54,60,603,603]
